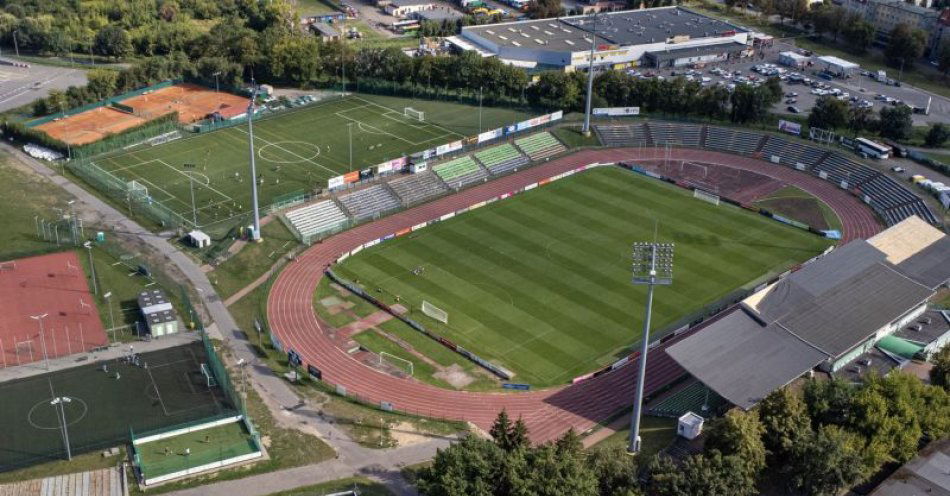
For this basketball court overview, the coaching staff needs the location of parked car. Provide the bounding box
[787,106,801,113]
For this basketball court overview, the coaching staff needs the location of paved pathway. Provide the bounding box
[5,144,441,496]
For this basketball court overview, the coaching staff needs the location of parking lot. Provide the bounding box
[628,41,950,126]
[0,60,88,113]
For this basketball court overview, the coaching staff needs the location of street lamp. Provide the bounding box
[30,313,50,370]
[83,241,98,295]
[103,291,116,341]
[628,241,674,454]
[246,86,262,242]
[51,396,73,460]
[212,71,221,93]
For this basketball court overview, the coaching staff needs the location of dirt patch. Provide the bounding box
[389,422,434,447]
[755,196,829,230]
[319,296,343,307]
[434,363,475,389]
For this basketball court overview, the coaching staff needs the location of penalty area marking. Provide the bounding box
[27,397,89,430]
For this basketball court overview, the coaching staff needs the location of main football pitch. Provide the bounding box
[334,167,834,387]
[87,94,532,229]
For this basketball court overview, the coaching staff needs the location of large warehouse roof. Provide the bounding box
[668,216,948,410]
[463,7,745,52]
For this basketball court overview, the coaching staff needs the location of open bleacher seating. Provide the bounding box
[432,155,489,188]
[647,122,702,147]
[814,153,878,186]
[474,143,529,175]
[515,132,567,161]
[702,127,763,155]
[594,124,650,147]
[647,380,725,419]
[337,184,401,222]
[284,199,348,239]
[387,171,448,205]
[760,136,826,169]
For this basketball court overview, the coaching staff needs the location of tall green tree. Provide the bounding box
[758,388,812,468]
[588,445,642,496]
[94,25,132,59]
[843,15,875,52]
[937,43,950,78]
[878,105,913,141]
[788,425,870,496]
[704,409,767,476]
[649,452,759,496]
[924,123,950,148]
[884,23,927,68]
[931,343,950,391]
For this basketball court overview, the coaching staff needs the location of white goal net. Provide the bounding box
[421,300,448,324]
[379,351,414,376]
[693,189,720,206]
[404,107,424,122]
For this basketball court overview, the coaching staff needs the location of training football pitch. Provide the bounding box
[136,420,258,479]
[88,94,531,229]
[0,342,233,471]
[334,167,834,387]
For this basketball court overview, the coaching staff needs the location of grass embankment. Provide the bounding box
[210,221,300,301]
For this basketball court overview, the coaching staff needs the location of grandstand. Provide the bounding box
[514,132,567,161]
[388,171,449,205]
[668,216,950,410]
[648,381,726,419]
[337,184,401,222]
[591,121,939,228]
[473,143,530,175]
[284,199,349,240]
[432,156,489,188]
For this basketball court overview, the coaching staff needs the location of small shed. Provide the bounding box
[188,230,211,248]
[677,411,704,440]
[138,289,179,337]
[309,22,341,42]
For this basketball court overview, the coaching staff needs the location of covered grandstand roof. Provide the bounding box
[668,216,948,410]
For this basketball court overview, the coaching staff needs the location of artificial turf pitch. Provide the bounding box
[89,94,529,228]
[0,342,232,472]
[136,421,258,479]
[334,167,834,387]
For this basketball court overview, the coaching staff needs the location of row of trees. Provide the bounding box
[806,94,950,145]
[418,361,950,496]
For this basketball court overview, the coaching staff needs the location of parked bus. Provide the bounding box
[855,137,892,159]
[882,139,908,158]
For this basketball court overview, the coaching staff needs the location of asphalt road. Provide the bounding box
[0,61,87,113]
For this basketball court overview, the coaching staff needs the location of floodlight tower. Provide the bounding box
[628,241,674,454]
[581,12,609,137]
[246,85,262,242]
[51,396,73,460]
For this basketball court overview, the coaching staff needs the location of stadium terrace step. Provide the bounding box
[388,171,449,206]
[337,184,401,222]
[475,143,529,175]
[514,132,566,161]
[645,122,703,148]
[815,153,879,186]
[432,156,489,188]
[703,127,762,155]
[759,136,826,169]
[647,380,724,419]
[285,199,349,238]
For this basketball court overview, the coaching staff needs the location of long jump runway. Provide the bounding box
[268,147,881,443]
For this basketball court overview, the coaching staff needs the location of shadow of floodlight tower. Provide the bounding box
[628,241,674,454]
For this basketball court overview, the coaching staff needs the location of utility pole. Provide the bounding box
[104,291,116,341]
[51,397,73,460]
[83,241,97,295]
[213,71,221,93]
[246,86,262,242]
[30,313,50,370]
[189,171,197,228]
[628,241,674,454]
[348,122,354,169]
[478,86,483,134]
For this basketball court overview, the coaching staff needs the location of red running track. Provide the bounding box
[268,148,881,442]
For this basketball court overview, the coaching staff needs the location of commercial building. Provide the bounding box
[836,0,948,54]
[454,7,751,71]
[385,0,436,18]
[817,55,860,76]
[667,216,950,410]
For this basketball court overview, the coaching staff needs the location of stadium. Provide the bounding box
[265,118,946,441]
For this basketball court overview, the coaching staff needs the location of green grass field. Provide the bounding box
[334,167,833,387]
[88,94,532,230]
[136,421,258,479]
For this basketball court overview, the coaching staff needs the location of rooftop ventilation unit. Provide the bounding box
[535,38,544,44]
[512,40,521,46]
[544,30,554,35]
[521,32,530,38]
[564,39,574,45]
[499,35,508,40]
[486,29,495,34]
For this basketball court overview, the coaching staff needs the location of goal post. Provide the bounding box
[693,188,720,206]
[421,300,448,324]
[404,107,424,122]
[200,363,217,388]
[379,351,414,376]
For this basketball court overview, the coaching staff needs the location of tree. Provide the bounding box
[588,445,642,496]
[648,452,759,496]
[878,105,913,141]
[848,105,876,133]
[730,83,779,123]
[843,15,875,52]
[416,434,502,496]
[924,123,950,148]
[937,43,950,78]
[788,425,871,496]
[703,409,767,475]
[85,69,119,100]
[804,377,855,426]
[94,25,132,59]
[758,388,812,468]
[526,0,564,19]
[884,23,927,69]
[932,344,950,391]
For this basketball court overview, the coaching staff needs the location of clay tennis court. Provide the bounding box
[0,251,108,368]
[34,83,250,146]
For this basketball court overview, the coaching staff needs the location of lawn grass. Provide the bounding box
[295,0,341,15]
[265,477,394,495]
[918,151,949,165]
[552,126,602,149]
[335,167,832,387]
[136,421,258,479]
[352,329,450,388]
[592,416,678,460]
[753,185,843,232]
[313,277,381,328]
[0,151,74,261]
[88,93,534,232]
[211,221,300,300]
